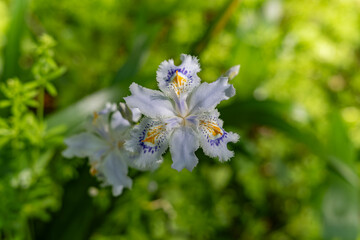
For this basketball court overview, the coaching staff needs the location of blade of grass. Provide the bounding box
[322,175,359,240]
[46,27,161,132]
[326,112,355,164]
[46,87,120,132]
[1,0,28,82]
[113,24,161,85]
[221,99,359,188]
[191,0,241,55]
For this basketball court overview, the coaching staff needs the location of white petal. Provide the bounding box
[197,113,239,162]
[169,127,199,172]
[89,111,112,141]
[131,107,142,122]
[124,83,175,118]
[62,132,109,159]
[164,116,182,131]
[188,77,235,115]
[112,185,124,196]
[97,103,127,130]
[118,102,142,123]
[89,107,131,144]
[156,54,201,97]
[125,117,168,169]
[99,102,117,114]
[111,111,131,131]
[223,65,240,80]
[102,150,132,195]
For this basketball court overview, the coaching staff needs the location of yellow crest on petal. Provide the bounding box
[200,119,224,138]
[142,125,166,145]
[170,71,188,96]
[92,111,99,124]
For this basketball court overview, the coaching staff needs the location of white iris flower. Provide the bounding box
[63,103,142,196]
[125,54,240,171]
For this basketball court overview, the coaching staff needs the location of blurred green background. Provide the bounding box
[1,0,360,239]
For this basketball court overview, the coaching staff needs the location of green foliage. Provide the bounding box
[32,35,66,97]
[1,0,28,81]
[0,0,360,239]
[0,33,67,239]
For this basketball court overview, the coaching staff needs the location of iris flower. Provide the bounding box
[125,54,240,171]
[63,103,142,196]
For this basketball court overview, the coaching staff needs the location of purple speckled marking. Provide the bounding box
[205,127,228,147]
[166,68,193,83]
[138,122,165,154]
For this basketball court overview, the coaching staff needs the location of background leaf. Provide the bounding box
[1,0,28,82]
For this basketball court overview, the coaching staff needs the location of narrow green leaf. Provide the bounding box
[45,83,57,96]
[26,99,39,108]
[46,66,66,82]
[47,29,159,132]
[113,25,161,85]
[322,175,359,240]
[191,0,241,55]
[0,128,12,136]
[46,87,121,132]
[0,135,11,147]
[24,90,39,99]
[221,99,359,188]
[34,149,55,175]
[327,157,359,189]
[1,0,28,81]
[45,124,67,139]
[0,100,11,108]
[326,112,355,163]
[24,81,39,90]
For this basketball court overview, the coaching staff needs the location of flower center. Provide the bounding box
[178,115,197,128]
[180,116,187,126]
[117,140,125,148]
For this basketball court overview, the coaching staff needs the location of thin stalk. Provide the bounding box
[37,87,44,122]
[4,229,13,240]
[192,0,241,55]
[26,219,33,240]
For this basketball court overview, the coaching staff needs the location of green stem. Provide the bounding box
[26,219,33,240]
[191,0,241,55]
[37,87,44,122]
[5,230,13,240]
